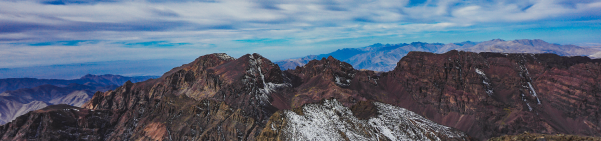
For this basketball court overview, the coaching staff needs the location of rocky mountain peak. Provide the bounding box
[186,53,236,70]
[4,51,601,140]
[289,56,356,87]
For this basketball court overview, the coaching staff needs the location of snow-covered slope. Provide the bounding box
[258,99,470,141]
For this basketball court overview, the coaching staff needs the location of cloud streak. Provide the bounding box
[0,0,600,69]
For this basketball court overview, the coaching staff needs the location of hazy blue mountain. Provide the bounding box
[275,39,599,71]
[0,59,188,79]
[0,74,158,93]
[463,39,599,56]
[275,42,474,71]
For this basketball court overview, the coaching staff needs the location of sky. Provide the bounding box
[1,0,601,78]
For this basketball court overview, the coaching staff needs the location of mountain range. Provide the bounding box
[0,74,157,125]
[275,39,600,71]
[0,74,157,93]
[1,51,600,140]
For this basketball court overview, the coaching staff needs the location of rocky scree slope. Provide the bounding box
[2,51,601,140]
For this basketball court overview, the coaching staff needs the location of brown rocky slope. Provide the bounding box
[1,51,600,140]
[375,51,601,139]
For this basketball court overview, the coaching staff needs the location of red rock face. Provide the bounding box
[1,51,600,140]
[279,51,601,140]
[77,53,284,140]
[375,51,601,139]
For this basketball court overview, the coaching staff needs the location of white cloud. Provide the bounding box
[0,0,600,68]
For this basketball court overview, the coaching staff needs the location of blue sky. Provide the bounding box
[0,0,600,70]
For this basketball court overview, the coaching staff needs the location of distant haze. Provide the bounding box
[0,59,188,79]
[276,39,600,71]
[3,39,600,79]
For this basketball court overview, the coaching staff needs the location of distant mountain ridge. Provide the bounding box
[275,39,600,71]
[0,74,158,93]
[0,74,157,125]
[463,39,598,56]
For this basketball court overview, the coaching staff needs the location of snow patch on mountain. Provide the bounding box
[276,99,469,141]
[213,53,235,61]
[475,68,494,96]
[246,54,290,105]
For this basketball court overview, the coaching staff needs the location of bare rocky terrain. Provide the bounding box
[1,51,600,140]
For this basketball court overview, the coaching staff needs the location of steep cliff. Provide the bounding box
[376,51,601,139]
[78,53,289,140]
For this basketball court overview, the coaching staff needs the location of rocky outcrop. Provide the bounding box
[376,51,601,139]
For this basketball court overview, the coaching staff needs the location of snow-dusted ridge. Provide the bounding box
[213,53,235,61]
[245,54,291,105]
[264,99,469,141]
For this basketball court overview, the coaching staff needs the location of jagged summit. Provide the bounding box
[290,56,356,87]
